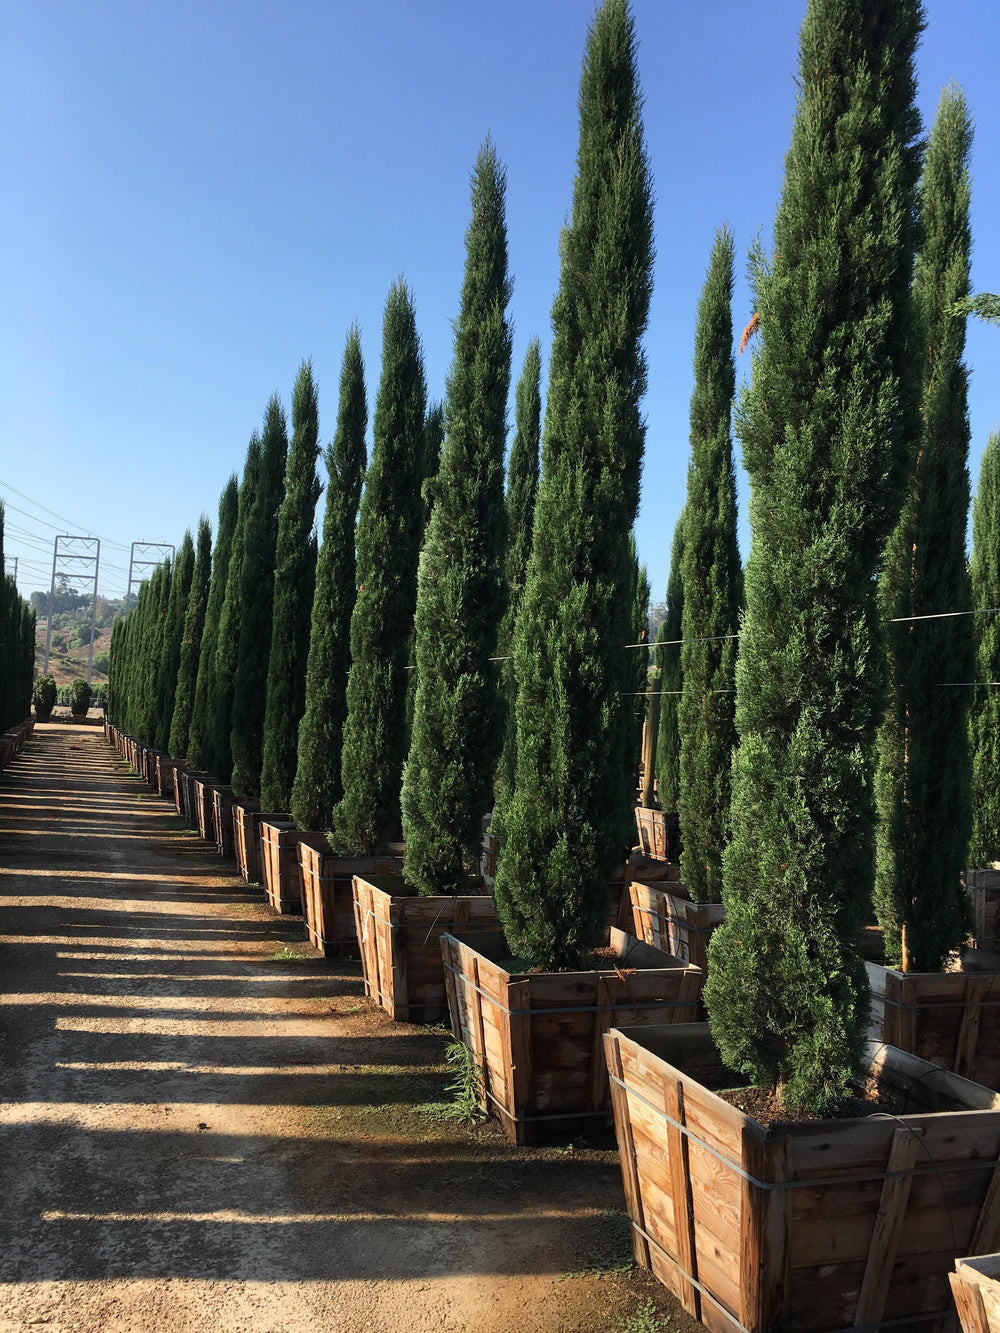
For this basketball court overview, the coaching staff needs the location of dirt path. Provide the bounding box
[0,727,689,1333]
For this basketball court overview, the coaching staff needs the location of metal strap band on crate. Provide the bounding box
[480,1082,608,1124]
[880,994,1000,1009]
[628,1217,946,1333]
[608,1071,999,1191]
[442,956,700,1020]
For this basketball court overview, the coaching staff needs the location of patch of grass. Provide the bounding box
[422,1040,486,1126]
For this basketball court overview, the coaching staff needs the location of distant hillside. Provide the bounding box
[30,580,125,684]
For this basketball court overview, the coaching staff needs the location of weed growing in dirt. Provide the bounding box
[561,1209,634,1279]
[608,1299,676,1333]
[268,944,312,962]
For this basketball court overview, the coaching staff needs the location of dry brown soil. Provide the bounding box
[0,726,693,1333]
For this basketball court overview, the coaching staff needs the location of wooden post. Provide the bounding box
[854,1126,923,1327]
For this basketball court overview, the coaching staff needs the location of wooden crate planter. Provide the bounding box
[634,806,680,862]
[968,871,1000,952]
[951,1255,1000,1333]
[605,1021,1000,1333]
[354,875,502,1025]
[867,962,1000,1089]
[154,754,186,798]
[442,928,702,1145]
[211,785,236,859]
[260,820,325,914]
[177,773,210,821]
[192,776,223,843]
[233,802,268,883]
[298,844,403,957]
[628,879,724,974]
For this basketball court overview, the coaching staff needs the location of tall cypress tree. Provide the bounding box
[874,85,974,970]
[493,338,542,821]
[187,477,238,770]
[213,437,262,782]
[169,515,213,759]
[401,141,513,894]
[493,0,653,969]
[154,530,195,752]
[970,431,1000,866]
[678,228,741,904]
[704,0,924,1113]
[330,281,427,853]
[291,329,368,831]
[499,338,541,661]
[231,395,289,800]
[260,363,322,811]
[654,513,685,812]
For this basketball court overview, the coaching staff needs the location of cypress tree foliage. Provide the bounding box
[138,561,172,744]
[874,85,974,971]
[0,504,35,729]
[330,281,427,853]
[970,431,1000,866]
[259,363,322,810]
[154,530,195,752]
[213,437,262,782]
[654,513,685,811]
[291,329,368,831]
[492,0,653,969]
[421,402,445,529]
[492,338,543,822]
[629,554,651,809]
[168,516,213,759]
[231,395,289,800]
[401,140,513,894]
[677,228,742,905]
[187,476,239,770]
[498,338,542,662]
[703,0,924,1113]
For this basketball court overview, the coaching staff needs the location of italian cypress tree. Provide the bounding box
[154,530,195,752]
[677,228,742,904]
[970,431,1000,866]
[421,402,444,529]
[168,515,213,758]
[330,281,427,853]
[213,437,262,782]
[654,513,685,811]
[492,0,654,969]
[492,339,542,822]
[401,140,513,894]
[704,0,924,1113]
[874,85,974,970]
[231,395,289,800]
[259,363,322,810]
[629,553,651,806]
[498,338,542,661]
[187,477,239,770]
[291,329,368,831]
[137,560,171,744]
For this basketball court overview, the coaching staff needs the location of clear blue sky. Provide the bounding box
[2,0,998,606]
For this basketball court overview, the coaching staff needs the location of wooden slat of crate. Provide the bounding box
[629,879,724,973]
[605,1023,1000,1333]
[178,770,210,824]
[444,930,702,1145]
[951,1256,1000,1333]
[353,876,501,1023]
[299,845,403,957]
[635,806,673,860]
[872,966,1000,1090]
[211,785,236,858]
[154,754,185,797]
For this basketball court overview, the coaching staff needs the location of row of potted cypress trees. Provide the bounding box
[0,503,35,743]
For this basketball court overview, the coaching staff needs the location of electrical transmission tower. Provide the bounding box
[126,542,175,606]
[43,536,101,682]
